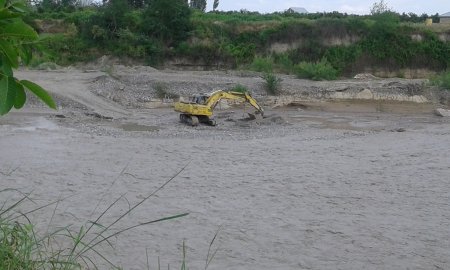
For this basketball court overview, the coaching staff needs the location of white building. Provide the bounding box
[439,12,450,24]
[286,7,308,14]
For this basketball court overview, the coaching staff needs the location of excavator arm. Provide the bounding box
[205,91,264,116]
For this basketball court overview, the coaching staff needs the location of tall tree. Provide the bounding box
[142,0,192,46]
[370,0,390,15]
[213,0,218,11]
[127,0,144,8]
[190,0,206,12]
[103,0,130,32]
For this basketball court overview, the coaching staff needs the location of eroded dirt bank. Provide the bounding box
[1,67,450,270]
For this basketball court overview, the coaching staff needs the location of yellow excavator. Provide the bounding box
[174,90,264,126]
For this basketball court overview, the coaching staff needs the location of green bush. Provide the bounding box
[262,73,282,95]
[0,220,38,269]
[37,34,94,65]
[295,58,339,80]
[273,53,294,74]
[324,45,362,73]
[226,43,256,66]
[141,0,192,47]
[431,71,450,90]
[0,183,188,269]
[250,57,273,73]
[230,84,249,93]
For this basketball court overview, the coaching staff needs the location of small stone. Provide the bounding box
[356,89,374,100]
[327,86,349,92]
[435,108,450,117]
[354,73,378,80]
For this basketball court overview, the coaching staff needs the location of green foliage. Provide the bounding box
[190,0,206,11]
[370,0,391,15]
[37,34,94,65]
[250,56,273,73]
[295,58,339,81]
[272,53,294,74]
[415,31,450,69]
[324,45,362,73]
[37,0,78,13]
[229,84,248,93]
[225,43,256,66]
[0,171,189,269]
[0,219,39,269]
[23,6,450,76]
[431,71,450,90]
[103,0,131,31]
[362,13,413,66]
[142,0,192,47]
[262,72,282,95]
[0,0,56,115]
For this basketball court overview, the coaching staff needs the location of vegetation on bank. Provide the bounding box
[432,71,450,90]
[22,0,450,81]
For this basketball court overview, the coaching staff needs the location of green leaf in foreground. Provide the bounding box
[20,79,56,109]
[10,1,28,13]
[0,40,19,68]
[0,9,21,20]
[0,75,16,115]
[14,81,25,109]
[0,20,38,40]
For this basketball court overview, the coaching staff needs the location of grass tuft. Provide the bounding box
[0,164,190,269]
[229,84,249,93]
[262,72,282,95]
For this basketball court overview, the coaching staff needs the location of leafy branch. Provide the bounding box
[0,0,56,115]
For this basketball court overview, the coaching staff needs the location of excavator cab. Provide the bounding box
[190,94,208,105]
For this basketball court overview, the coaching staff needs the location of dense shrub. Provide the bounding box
[230,84,249,93]
[250,57,273,73]
[432,71,450,90]
[272,53,294,74]
[25,7,450,75]
[225,43,256,65]
[324,45,362,74]
[295,58,339,80]
[141,0,192,47]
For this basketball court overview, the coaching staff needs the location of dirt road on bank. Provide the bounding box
[1,68,450,269]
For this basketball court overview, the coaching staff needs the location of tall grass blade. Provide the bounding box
[205,227,221,270]
[76,162,190,258]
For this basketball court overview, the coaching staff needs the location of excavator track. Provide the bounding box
[180,114,199,126]
[180,114,217,126]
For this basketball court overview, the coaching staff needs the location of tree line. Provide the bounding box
[34,0,218,12]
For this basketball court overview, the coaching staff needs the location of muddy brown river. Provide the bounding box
[1,104,450,270]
